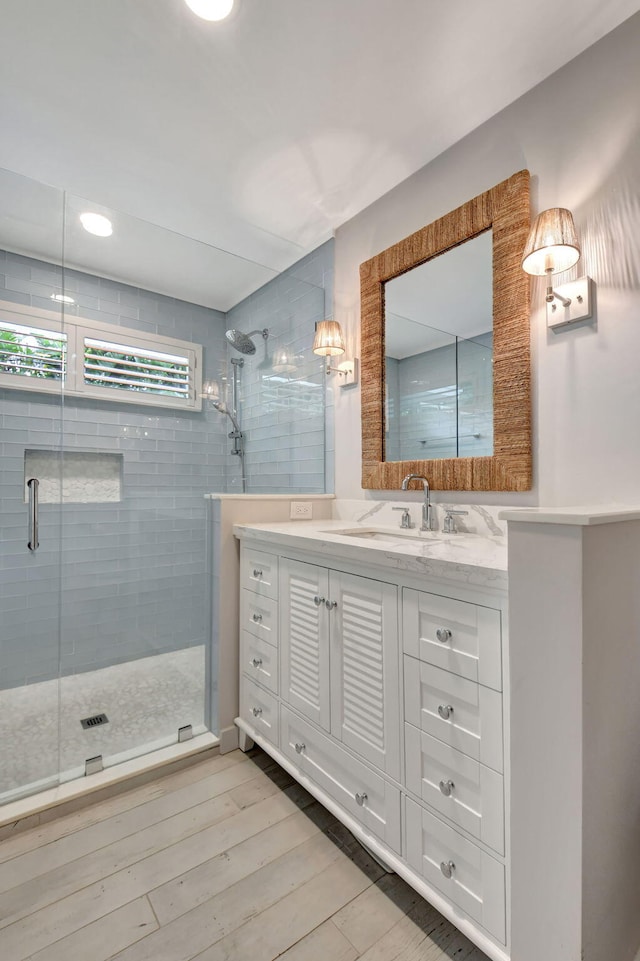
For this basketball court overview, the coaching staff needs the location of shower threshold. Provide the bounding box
[0,731,218,831]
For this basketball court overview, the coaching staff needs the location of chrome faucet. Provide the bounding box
[401,474,432,531]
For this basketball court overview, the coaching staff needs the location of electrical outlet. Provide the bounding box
[290,501,313,520]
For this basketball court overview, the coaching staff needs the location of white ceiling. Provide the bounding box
[0,0,639,310]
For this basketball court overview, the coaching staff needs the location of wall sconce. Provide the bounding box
[271,347,298,374]
[312,320,358,387]
[201,379,220,404]
[522,207,593,329]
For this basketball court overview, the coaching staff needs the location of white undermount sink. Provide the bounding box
[330,527,442,543]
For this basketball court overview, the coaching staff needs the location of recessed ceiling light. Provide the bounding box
[80,212,113,237]
[50,293,75,304]
[184,0,234,21]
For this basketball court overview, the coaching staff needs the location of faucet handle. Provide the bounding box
[443,509,469,534]
[392,507,413,529]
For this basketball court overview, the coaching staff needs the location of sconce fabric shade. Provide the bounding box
[272,348,297,373]
[521,207,581,276]
[313,320,345,357]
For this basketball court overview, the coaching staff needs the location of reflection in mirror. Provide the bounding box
[384,232,493,462]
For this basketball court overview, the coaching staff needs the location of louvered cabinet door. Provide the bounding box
[329,571,400,781]
[279,558,331,731]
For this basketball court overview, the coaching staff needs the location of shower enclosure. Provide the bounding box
[0,167,330,806]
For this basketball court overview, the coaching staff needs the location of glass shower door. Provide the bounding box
[0,169,65,803]
[55,197,237,780]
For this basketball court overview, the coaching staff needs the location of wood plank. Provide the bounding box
[0,761,264,893]
[0,791,240,928]
[355,897,447,961]
[225,762,295,809]
[276,920,358,961]
[24,896,158,961]
[108,829,368,961]
[332,872,424,953]
[150,804,330,924]
[191,845,381,961]
[0,751,247,864]
[0,788,316,960]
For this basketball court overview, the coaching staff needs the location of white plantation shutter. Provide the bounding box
[0,320,67,385]
[0,303,202,410]
[84,338,191,400]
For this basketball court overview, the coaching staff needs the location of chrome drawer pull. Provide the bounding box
[253,568,263,578]
[439,779,455,797]
[250,658,263,669]
[440,860,455,879]
[436,627,452,643]
[313,595,325,607]
[437,704,454,720]
[294,742,305,754]
[251,707,262,717]
[325,599,338,611]
[355,792,368,807]
[252,613,263,623]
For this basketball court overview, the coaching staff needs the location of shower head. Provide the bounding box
[212,400,241,434]
[225,328,269,355]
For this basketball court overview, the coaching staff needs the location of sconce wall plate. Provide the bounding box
[335,357,359,388]
[547,276,593,329]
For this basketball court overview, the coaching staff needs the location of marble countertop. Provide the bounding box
[499,505,640,525]
[233,519,508,590]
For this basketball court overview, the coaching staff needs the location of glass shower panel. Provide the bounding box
[57,196,280,780]
[0,167,65,803]
[456,333,494,457]
[225,270,327,494]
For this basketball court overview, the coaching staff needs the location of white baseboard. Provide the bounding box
[219,724,239,754]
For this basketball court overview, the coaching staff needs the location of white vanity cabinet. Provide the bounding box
[279,556,401,780]
[235,531,509,961]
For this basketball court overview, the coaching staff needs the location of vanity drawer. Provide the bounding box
[241,630,278,695]
[240,675,279,746]
[281,705,401,854]
[405,724,504,855]
[403,588,502,691]
[404,656,503,773]
[241,548,278,599]
[241,590,278,645]
[405,797,506,943]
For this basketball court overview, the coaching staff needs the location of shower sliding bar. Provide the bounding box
[27,477,39,552]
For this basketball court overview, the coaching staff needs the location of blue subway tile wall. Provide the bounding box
[1,240,333,688]
[0,249,229,688]
[224,240,333,494]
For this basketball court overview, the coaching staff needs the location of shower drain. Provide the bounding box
[80,713,109,730]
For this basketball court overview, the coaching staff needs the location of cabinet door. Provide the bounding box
[279,557,330,730]
[329,571,401,781]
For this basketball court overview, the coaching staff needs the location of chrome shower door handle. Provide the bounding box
[27,477,39,552]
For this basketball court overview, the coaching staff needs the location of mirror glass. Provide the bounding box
[384,231,493,461]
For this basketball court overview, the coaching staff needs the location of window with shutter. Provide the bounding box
[0,302,202,411]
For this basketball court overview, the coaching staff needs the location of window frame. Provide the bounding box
[0,300,203,411]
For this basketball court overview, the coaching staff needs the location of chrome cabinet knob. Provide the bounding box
[437,704,454,720]
[436,627,452,643]
[355,792,368,806]
[252,612,263,623]
[294,742,305,754]
[253,568,263,578]
[439,779,455,797]
[440,860,455,879]
[325,599,338,611]
[251,707,262,717]
[313,595,325,606]
[250,657,263,669]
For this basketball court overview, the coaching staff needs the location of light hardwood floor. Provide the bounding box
[0,748,490,961]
